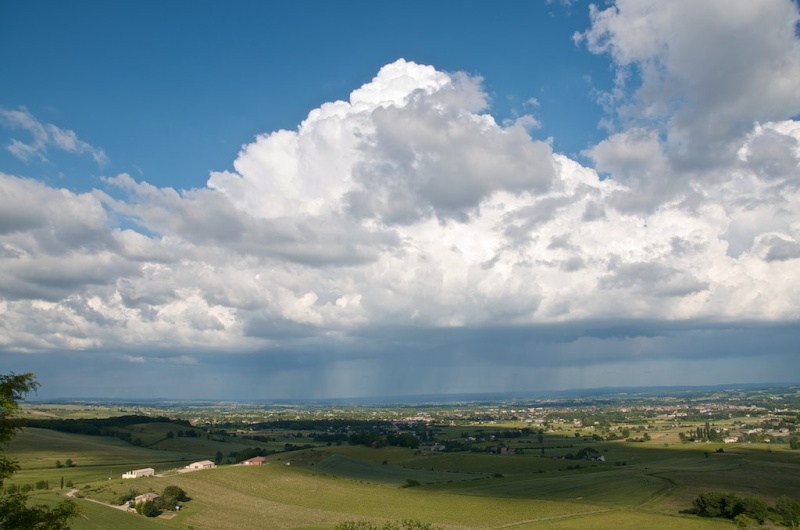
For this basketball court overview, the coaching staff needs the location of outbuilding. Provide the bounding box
[122,467,155,479]
[185,460,216,471]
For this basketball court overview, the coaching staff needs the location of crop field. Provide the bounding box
[26,493,175,530]
[5,386,800,530]
[20,404,135,420]
[312,454,480,484]
[461,468,669,506]
[6,428,797,529]
[139,464,608,530]
[4,428,189,485]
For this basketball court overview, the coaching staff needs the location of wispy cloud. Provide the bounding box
[0,107,108,165]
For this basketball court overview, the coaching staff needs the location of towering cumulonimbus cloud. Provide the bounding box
[207,59,556,224]
[1,56,799,355]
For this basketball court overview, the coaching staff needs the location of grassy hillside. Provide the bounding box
[4,428,799,529]
[313,453,479,485]
[4,428,188,485]
[27,493,174,530]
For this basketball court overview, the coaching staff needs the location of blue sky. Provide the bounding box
[1,1,799,399]
[1,1,609,189]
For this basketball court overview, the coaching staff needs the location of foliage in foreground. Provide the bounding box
[335,520,441,530]
[691,492,800,527]
[1,372,79,529]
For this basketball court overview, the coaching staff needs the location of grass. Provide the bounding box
[520,509,736,529]
[26,492,175,530]
[400,452,582,475]
[20,404,134,420]
[4,428,189,485]
[312,454,480,485]
[138,465,606,530]
[454,467,670,507]
[5,428,800,529]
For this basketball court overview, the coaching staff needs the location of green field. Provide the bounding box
[312,454,480,484]
[26,493,175,530]
[4,428,190,485]
[5,425,799,529]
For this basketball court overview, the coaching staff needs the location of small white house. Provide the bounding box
[122,467,155,479]
[185,460,216,471]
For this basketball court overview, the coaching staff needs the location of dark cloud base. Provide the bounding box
[4,319,797,400]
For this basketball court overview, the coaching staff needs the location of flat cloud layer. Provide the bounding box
[1,1,799,398]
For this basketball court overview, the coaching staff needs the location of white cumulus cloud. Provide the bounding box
[2,1,800,398]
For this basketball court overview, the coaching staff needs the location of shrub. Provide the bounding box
[334,521,441,530]
[158,485,188,510]
[733,514,757,529]
[135,500,159,517]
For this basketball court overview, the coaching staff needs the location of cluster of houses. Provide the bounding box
[120,456,269,485]
[122,459,220,480]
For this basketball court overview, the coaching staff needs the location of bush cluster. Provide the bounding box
[691,492,800,527]
[335,520,440,530]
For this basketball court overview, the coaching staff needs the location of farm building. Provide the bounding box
[122,467,155,479]
[186,460,216,470]
[134,492,160,504]
[242,456,266,466]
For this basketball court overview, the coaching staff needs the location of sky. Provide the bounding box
[1,0,799,400]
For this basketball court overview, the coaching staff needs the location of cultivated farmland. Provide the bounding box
[5,385,799,529]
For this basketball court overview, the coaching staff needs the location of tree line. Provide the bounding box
[23,415,194,446]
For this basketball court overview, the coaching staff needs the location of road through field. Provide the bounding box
[66,488,129,511]
[489,507,613,529]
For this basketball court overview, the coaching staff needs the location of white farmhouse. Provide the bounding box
[185,460,216,471]
[122,467,155,479]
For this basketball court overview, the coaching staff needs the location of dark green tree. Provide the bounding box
[1,372,78,530]
[732,497,768,523]
[214,450,223,464]
[135,499,158,517]
[693,492,736,518]
[157,485,188,511]
[775,496,800,527]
